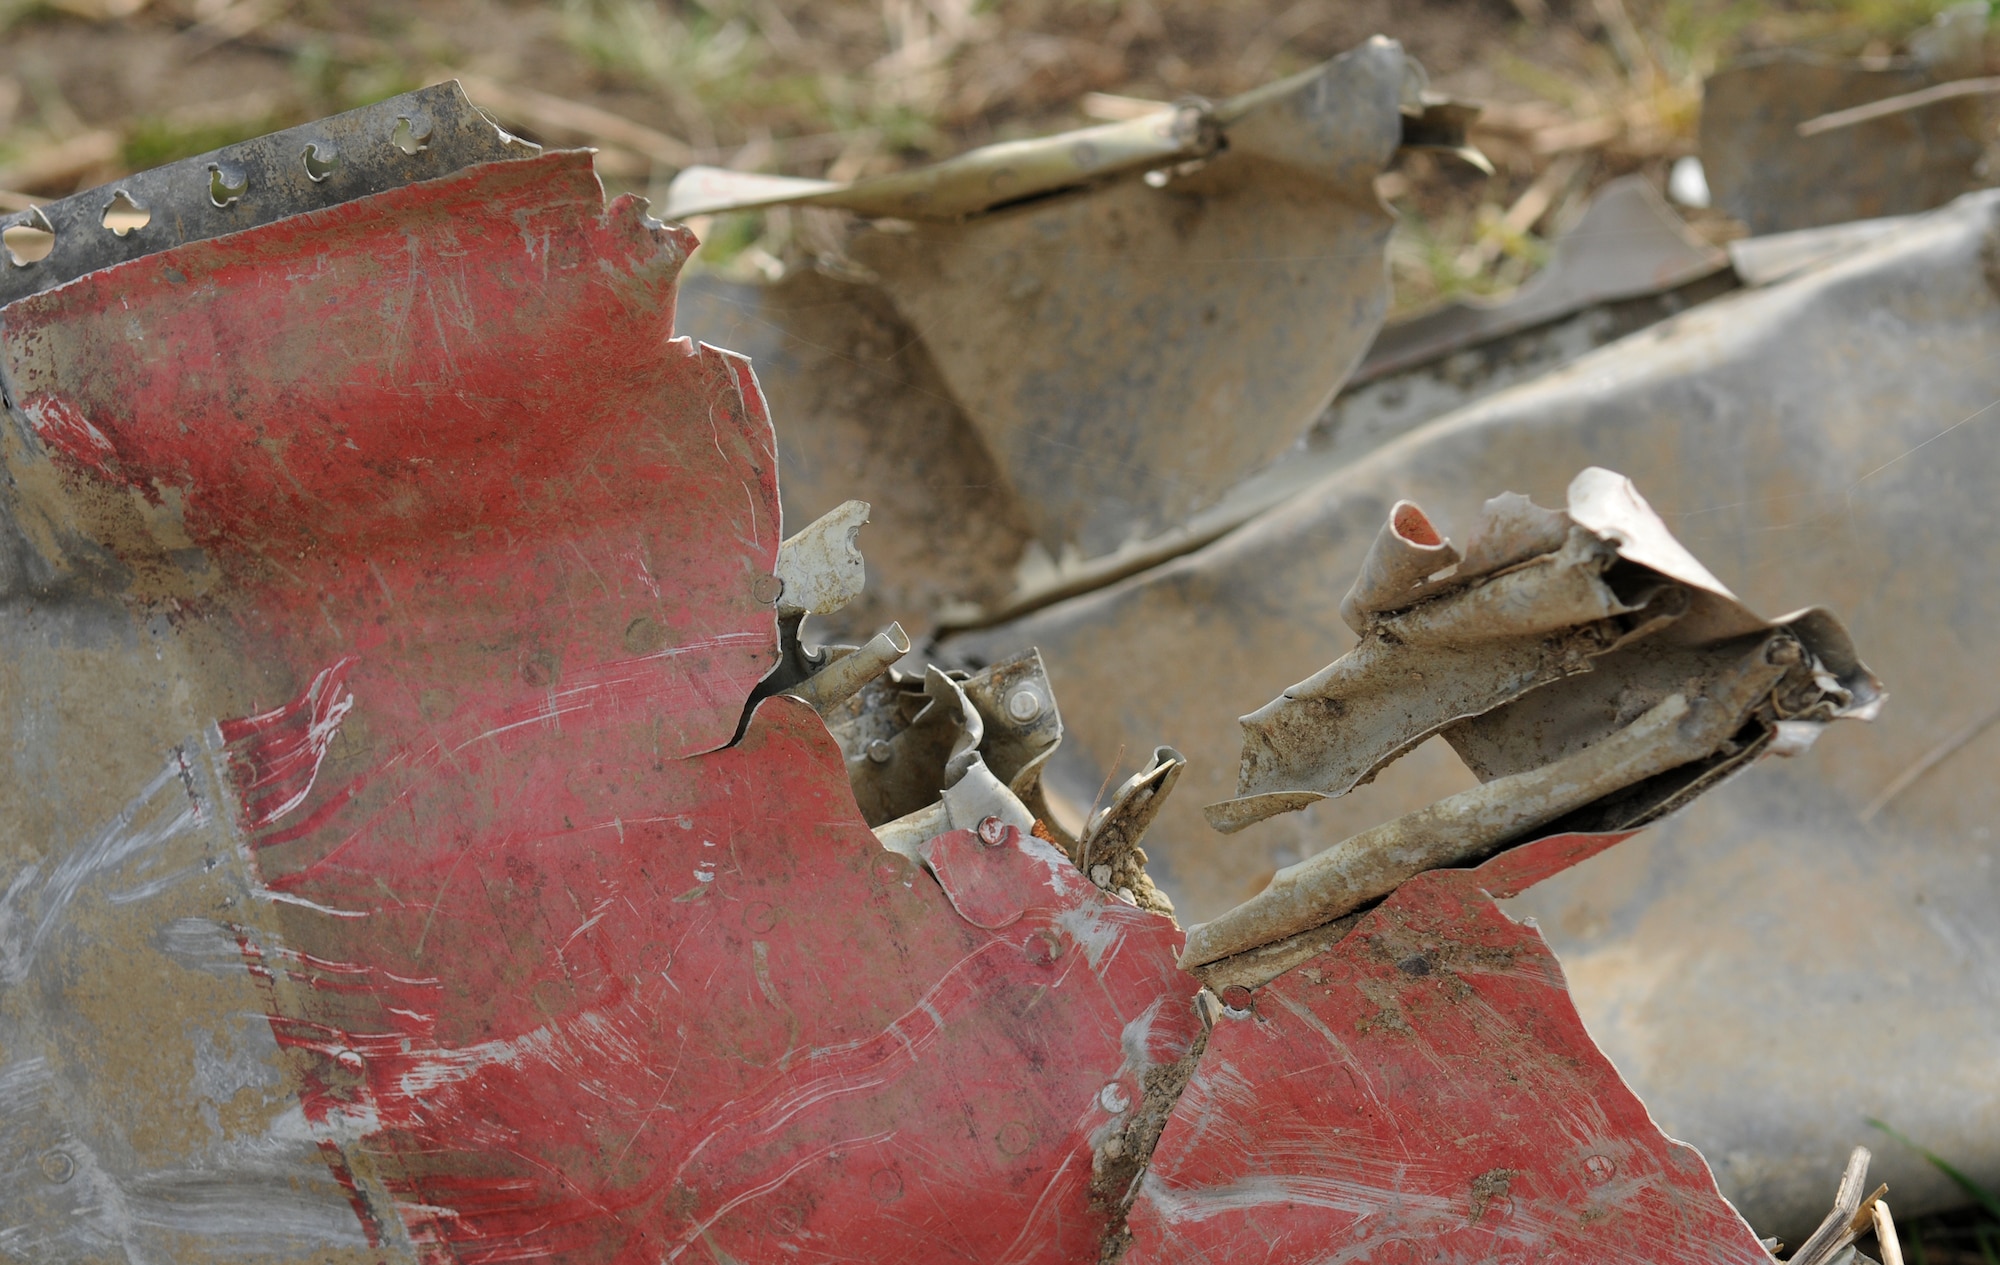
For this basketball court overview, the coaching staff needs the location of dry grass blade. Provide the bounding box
[1529,115,1621,154]
[1797,75,2000,136]
[1455,151,1581,272]
[1861,699,2000,821]
[1591,0,1660,87]
[1874,1199,1905,1265]
[179,0,281,57]
[1789,1147,1873,1265]
[1851,1183,1890,1234]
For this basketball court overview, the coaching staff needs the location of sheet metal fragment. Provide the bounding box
[664,55,1479,226]
[0,79,1944,1264]
[782,622,911,713]
[1125,831,1774,1265]
[1701,50,1994,233]
[942,191,2000,1236]
[825,649,1069,840]
[773,498,870,618]
[1,136,1204,1263]
[679,39,1438,570]
[1075,746,1185,915]
[1208,518,1672,834]
[1184,661,1789,967]
[1206,469,1875,837]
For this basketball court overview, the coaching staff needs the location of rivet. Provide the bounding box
[39,1150,74,1184]
[1023,929,1064,966]
[866,738,893,764]
[977,816,1009,846]
[869,1168,904,1202]
[1099,1082,1131,1114]
[1220,984,1254,1012]
[751,573,784,604]
[1006,687,1043,723]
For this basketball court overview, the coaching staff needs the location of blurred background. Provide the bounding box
[1,0,1993,316]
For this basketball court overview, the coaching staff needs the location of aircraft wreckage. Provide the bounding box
[0,44,1988,1263]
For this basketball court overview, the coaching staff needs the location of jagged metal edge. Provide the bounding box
[0,81,540,308]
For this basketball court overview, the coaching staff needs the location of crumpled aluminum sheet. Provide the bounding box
[675,169,1737,642]
[944,188,2000,1242]
[680,38,1431,578]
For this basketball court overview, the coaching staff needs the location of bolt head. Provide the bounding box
[1005,687,1043,723]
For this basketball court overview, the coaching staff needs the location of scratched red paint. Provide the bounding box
[216,657,358,830]
[2,152,1200,1262]
[228,699,1197,1262]
[1123,829,1773,1265]
[5,141,1779,1264]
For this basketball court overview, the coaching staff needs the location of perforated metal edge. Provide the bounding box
[0,81,540,308]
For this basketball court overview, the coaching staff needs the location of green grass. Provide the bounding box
[1870,1119,2000,1264]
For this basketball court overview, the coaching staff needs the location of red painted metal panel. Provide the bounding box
[1124,828,1772,1265]
[236,699,1198,1262]
[2,153,1199,1261]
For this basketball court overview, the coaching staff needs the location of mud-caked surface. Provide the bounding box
[1092,1026,1209,1263]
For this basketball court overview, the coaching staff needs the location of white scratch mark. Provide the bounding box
[1,752,203,984]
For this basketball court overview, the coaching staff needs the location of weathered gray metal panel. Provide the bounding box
[944,189,2000,1240]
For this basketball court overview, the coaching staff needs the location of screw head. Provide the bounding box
[1005,687,1043,723]
[977,816,1009,846]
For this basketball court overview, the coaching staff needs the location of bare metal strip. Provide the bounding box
[0,81,538,308]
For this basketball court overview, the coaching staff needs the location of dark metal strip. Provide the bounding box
[0,81,539,308]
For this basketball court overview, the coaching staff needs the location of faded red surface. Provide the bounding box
[1124,830,1771,1265]
[5,148,1768,1263]
[2,151,1200,1262]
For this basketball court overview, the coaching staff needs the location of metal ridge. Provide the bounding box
[0,80,539,308]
